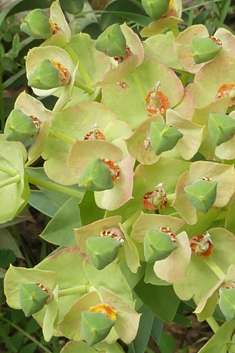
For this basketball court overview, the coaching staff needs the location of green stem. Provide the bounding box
[0,163,18,177]
[171,24,180,38]
[58,284,88,297]
[206,316,220,333]
[27,174,83,200]
[0,174,21,188]
[1,317,52,353]
[0,52,4,131]
[181,72,190,87]
[203,257,226,280]
[74,80,95,95]
[122,210,141,231]
[64,44,94,87]
[49,128,76,145]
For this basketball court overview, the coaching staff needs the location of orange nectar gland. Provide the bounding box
[159,226,177,242]
[84,123,106,141]
[216,82,235,108]
[30,115,40,130]
[114,45,133,64]
[145,82,169,116]
[163,0,177,18]
[50,59,70,86]
[209,35,222,46]
[35,283,53,304]
[49,19,62,36]
[88,303,117,321]
[142,183,168,211]
[101,159,121,183]
[98,227,124,245]
[189,232,213,259]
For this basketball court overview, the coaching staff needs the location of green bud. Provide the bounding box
[82,311,116,346]
[208,113,235,146]
[4,109,39,147]
[95,24,126,57]
[20,9,51,39]
[190,37,221,64]
[19,283,50,317]
[141,0,170,21]
[28,59,64,90]
[86,236,121,270]
[78,158,114,191]
[184,179,217,214]
[149,122,183,155]
[144,228,178,263]
[219,287,235,322]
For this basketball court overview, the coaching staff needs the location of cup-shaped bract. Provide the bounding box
[78,158,114,191]
[208,113,235,146]
[149,122,183,155]
[141,0,170,20]
[81,310,116,346]
[191,37,222,64]
[19,283,50,317]
[86,236,121,270]
[20,9,51,39]
[184,179,217,214]
[95,24,126,57]
[4,109,39,147]
[144,228,178,263]
[219,287,235,322]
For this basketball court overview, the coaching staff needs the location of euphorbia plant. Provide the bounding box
[2,0,235,352]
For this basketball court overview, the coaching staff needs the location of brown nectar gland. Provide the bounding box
[35,283,53,304]
[216,82,235,108]
[189,233,213,259]
[84,125,106,141]
[88,303,117,320]
[98,226,124,245]
[159,226,176,242]
[145,83,169,116]
[209,36,222,46]
[50,59,70,85]
[49,19,62,36]
[29,115,40,130]
[101,158,121,182]
[142,183,168,211]
[114,45,133,64]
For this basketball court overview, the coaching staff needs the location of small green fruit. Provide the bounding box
[86,236,121,270]
[95,24,126,57]
[19,283,50,317]
[141,0,170,21]
[191,37,221,64]
[208,113,235,146]
[149,122,183,155]
[184,179,217,213]
[4,109,39,147]
[78,158,114,191]
[28,59,64,90]
[20,9,51,39]
[144,228,178,263]
[82,311,116,346]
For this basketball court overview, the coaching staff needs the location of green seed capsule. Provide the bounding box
[208,113,235,146]
[81,311,116,346]
[19,283,50,317]
[4,109,39,147]
[184,179,217,214]
[86,236,121,270]
[144,228,178,263]
[95,24,126,57]
[78,158,114,191]
[28,59,70,90]
[149,122,183,155]
[20,9,51,39]
[141,0,170,20]
[190,37,222,64]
